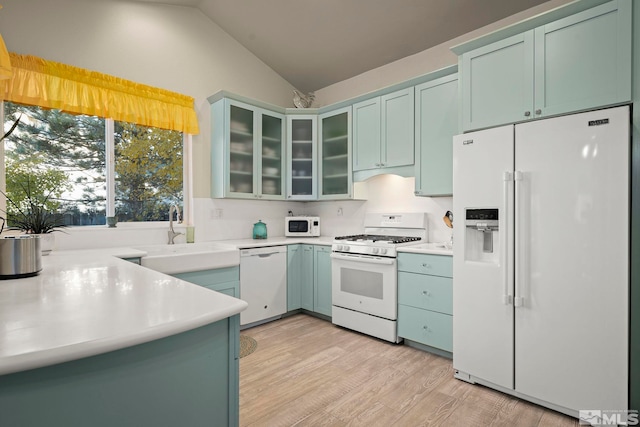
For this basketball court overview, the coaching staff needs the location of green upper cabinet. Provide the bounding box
[352,87,414,174]
[414,73,458,197]
[352,97,381,171]
[287,115,317,200]
[461,32,534,131]
[318,106,352,200]
[459,0,631,132]
[211,98,286,199]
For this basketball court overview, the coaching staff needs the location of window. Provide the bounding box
[2,101,183,226]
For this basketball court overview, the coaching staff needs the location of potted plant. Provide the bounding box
[1,167,68,253]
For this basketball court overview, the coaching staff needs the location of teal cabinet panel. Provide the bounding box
[398,272,453,315]
[301,245,315,311]
[460,0,632,132]
[533,0,632,117]
[381,87,415,168]
[414,74,458,197]
[461,31,535,131]
[0,321,236,427]
[398,253,453,278]
[352,97,381,171]
[121,257,141,264]
[319,106,353,199]
[287,244,302,310]
[398,305,453,352]
[287,115,318,200]
[313,245,332,317]
[173,266,240,290]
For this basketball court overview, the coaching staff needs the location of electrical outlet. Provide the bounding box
[337,207,343,216]
[211,208,223,219]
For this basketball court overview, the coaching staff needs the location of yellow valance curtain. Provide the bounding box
[0,35,11,80]
[3,53,199,134]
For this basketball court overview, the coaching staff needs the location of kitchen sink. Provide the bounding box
[133,243,240,274]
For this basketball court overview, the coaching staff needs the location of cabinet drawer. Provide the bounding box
[398,253,452,277]
[398,272,452,315]
[398,305,452,352]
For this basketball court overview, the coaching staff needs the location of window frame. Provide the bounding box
[1,101,192,228]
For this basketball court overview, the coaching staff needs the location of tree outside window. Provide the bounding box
[2,102,183,226]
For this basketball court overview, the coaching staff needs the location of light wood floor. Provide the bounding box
[239,314,578,427]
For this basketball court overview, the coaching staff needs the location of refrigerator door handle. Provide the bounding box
[514,170,524,308]
[502,171,513,305]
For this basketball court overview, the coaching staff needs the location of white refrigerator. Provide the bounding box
[452,106,629,417]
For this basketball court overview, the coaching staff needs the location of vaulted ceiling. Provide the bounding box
[134,0,551,92]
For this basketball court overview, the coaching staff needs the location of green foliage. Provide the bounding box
[114,121,183,221]
[2,160,69,234]
[3,102,184,224]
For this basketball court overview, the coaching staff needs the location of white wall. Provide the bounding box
[302,175,453,244]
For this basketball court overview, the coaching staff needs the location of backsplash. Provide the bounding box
[51,174,452,250]
[195,174,453,244]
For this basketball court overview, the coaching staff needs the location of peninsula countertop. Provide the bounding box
[0,253,248,376]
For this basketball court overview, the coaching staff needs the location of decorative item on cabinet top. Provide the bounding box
[293,90,315,108]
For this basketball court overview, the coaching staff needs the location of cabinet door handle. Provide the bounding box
[422,290,430,296]
[524,111,531,117]
[535,109,542,115]
[422,263,431,269]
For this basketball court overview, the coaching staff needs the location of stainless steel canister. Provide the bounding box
[0,235,42,279]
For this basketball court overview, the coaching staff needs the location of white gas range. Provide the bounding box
[330,213,428,343]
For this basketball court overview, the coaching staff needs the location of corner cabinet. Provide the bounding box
[318,107,352,199]
[286,115,317,200]
[211,98,286,200]
[459,0,632,132]
[352,87,414,176]
[397,253,453,355]
[286,244,331,317]
[414,73,458,197]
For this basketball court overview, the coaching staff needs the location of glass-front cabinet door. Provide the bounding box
[319,107,351,199]
[227,103,256,197]
[211,98,285,199]
[287,115,317,200]
[259,112,285,199]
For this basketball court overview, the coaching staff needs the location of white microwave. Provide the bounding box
[285,216,320,237]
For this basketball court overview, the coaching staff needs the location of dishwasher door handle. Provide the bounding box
[257,252,279,258]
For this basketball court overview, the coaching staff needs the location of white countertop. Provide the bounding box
[217,236,335,249]
[0,253,248,376]
[397,243,453,256]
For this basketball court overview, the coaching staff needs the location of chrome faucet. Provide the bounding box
[168,204,183,244]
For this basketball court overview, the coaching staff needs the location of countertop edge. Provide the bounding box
[0,298,248,376]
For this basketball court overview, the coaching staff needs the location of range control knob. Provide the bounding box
[380,248,388,255]
[371,248,379,254]
[344,245,350,251]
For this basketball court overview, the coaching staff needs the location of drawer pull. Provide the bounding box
[422,263,431,269]
[422,325,431,332]
[422,290,431,296]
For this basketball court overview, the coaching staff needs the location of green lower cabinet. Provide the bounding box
[313,245,332,317]
[287,244,302,310]
[398,253,453,354]
[0,321,233,427]
[286,244,332,317]
[398,305,453,353]
[172,266,240,427]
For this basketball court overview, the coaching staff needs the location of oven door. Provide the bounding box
[330,252,397,320]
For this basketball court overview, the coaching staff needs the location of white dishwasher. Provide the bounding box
[239,245,287,326]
